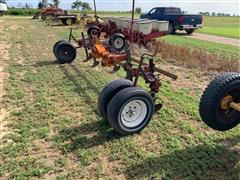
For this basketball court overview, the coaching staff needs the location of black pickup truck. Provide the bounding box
[140,7,203,35]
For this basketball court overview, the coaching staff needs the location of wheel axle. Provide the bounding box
[230,102,240,112]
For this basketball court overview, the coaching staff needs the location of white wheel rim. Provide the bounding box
[120,100,147,128]
[114,37,124,49]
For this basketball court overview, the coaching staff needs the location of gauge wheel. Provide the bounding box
[98,79,134,121]
[200,73,240,131]
[107,87,154,135]
[55,42,77,64]
[87,25,101,39]
[53,40,66,56]
[109,33,126,52]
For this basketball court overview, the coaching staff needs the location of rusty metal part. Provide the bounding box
[221,95,240,112]
[221,95,234,110]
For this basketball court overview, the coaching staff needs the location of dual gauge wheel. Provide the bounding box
[98,79,155,135]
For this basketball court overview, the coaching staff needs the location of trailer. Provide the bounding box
[56,13,97,26]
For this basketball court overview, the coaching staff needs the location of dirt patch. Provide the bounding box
[161,63,214,95]
[187,33,240,47]
[0,109,10,142]
[6,25,25,31]
[0,19,11,144]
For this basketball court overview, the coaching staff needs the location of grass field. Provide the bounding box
[197,16,240,39]
[162,35,240,59]
[0,17,239,179]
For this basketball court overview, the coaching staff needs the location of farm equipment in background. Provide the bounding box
[32,6,67,20]
[55,13,99,26]
[200,73,240,131]
[0,0,7,16]
[88,16,169,49]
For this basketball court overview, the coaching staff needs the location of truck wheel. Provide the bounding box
[168,23,176,34]
[66,18,74,26]
[109,33,126,52]
[98,79,134,121]
[55,42,77,64]
[61,19,67,25]
[186,29,195,35]
[53,40,66,56]
[87,25,101,39]
[0,11,3,17]
[200,73,240,131]
[107,87,154,135]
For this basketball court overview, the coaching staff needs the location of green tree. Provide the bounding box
[71,0,82,10]
[71,0,91,12]
[52,0,60,7]
[81,2,91,11]
[135,7,141,14]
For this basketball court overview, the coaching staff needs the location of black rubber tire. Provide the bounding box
[107,87,155,135]
[41,14,47,20]
[0,11,3,17]
[53,40,66,56]
[98,79,134,121]
[186,29,195,35]
[87,25,100,39]
[55,42,77,64]
[65,18,74,26]
[109,33,126,52]
[61,19,67,25]
[200,73,240,131]
[168,22,176,35]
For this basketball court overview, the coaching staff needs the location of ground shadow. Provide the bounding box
[59,64,101,115]
[33,60,58,67]
[54,120,122,152]
[125,135,240,179]
[52,63,125,151]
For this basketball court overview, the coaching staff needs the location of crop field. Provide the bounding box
[196,16,240,39]
[0,17,240,179]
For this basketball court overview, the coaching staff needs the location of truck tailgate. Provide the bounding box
[182,15,202,25]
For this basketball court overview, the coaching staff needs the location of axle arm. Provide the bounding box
[230,102,240,112]
[131,57,178,80]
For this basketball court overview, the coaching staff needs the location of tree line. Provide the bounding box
[198,12,239,17]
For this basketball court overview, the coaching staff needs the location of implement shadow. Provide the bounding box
[58,63,101,115]
[33,59,123,150]
[54,63,123,151]
[125,135,240,179]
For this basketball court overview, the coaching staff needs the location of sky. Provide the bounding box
[6,0,240,15]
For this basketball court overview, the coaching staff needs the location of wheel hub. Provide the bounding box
[114,38,124,49]
[221,95,234,110]
[121,100,147,128]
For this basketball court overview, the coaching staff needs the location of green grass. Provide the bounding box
[197,16,240,39]
[0,17,239,179]
[162,35,240,59]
